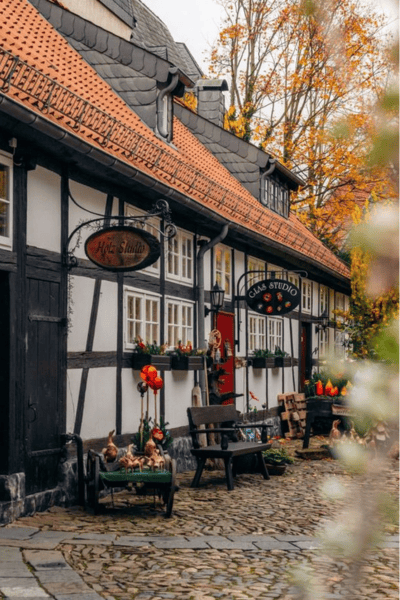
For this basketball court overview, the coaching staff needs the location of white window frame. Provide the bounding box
[165,297,194,348]
[248,313,267,352]
[247,256,266,287]
[214,244,232,298]
[334,329,347,358]
[335,293,346,323]
[125,205,160,276]
[302,280,312,313]
[0,152,13,249]
[319,328,329,357]
[124,288,161,350]
[166,228,194,285]
[320,285,329,315]
[268,317,283,353]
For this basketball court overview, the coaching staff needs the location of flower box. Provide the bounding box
[131,354,171,371]
[251,357,276,368]
[171,355,205,370]
[274,356,284,368]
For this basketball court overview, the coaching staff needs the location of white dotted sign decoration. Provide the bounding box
[245,278,300,316]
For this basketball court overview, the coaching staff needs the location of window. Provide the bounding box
[335,293,346,322]
[125,289,160,349]
[268,317,283,352]
[166,230,193,283]
[319,328,329,357]
[166,299,194,347]
[215,245,232,297]
[261,173,290,218]
[157,89,173,141]
[248,314,266,352]
[125,205,160,275]
[0,153,12,247]
[302,280,312,313]
[247,257,266,286]
[320,286,329,314]
[334,330,347,358]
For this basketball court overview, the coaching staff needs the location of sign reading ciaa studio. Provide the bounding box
[245,278,300,316]
[85,226,160,272]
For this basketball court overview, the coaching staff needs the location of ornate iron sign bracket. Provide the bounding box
[64,199,177,270]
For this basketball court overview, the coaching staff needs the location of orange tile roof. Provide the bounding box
[0,0,350,280]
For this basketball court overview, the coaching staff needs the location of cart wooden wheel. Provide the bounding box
[163,457,177,518]
[86,452,100,514]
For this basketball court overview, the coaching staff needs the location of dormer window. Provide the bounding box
[261,173,290,218]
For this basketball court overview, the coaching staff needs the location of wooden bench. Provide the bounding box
[187,405,272,491]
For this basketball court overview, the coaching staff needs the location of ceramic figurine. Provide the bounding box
[102,429,118,463]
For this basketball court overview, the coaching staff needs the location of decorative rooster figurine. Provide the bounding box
[329,419,342,446]
[102,429,118,463]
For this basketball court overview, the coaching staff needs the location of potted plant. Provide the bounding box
[131,338,171,370]
[250,348,274,369]
[169,342,207,370]
[262,447,294,475]
[273,346,289,368]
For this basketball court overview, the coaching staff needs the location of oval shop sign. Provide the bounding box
[245,278,300,316]
[85,226,160,272]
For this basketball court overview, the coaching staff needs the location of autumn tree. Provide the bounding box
[209,0,395,248]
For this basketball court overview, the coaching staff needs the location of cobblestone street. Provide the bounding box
[0,439,398,600]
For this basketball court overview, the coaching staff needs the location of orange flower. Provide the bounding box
[324,379,333,395]
[330,386,339,396]
[316,380,324,395]
[340,386,347,396]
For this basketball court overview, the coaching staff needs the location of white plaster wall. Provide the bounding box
[93,279,118,352]
[284,366,298,394]
[81,368,117,439]
[68,276,95,352]
[164,371,197,429]
[66,369,82,434]
[66,367,117,439]
[247,370,266,412]
[268,368,282,408]
[68,180,117,260]
[122,369,143,435]
[27,166,61,252]
[235,365,248,415]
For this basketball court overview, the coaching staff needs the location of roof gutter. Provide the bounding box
[0,95,349,287]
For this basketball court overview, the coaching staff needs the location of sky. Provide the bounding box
[143,0,225,72]
[143,0,398,75]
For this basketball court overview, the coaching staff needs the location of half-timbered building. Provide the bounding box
[0,0,350,522]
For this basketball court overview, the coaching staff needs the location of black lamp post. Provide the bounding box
[205,283,225,317]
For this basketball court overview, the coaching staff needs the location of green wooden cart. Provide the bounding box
[86,449,177,517]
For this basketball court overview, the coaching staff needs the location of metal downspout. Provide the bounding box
[197,223,229,404]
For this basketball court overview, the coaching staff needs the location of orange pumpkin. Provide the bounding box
[316,380,324,396]
[324,379,333,395]
[330,386,339,396]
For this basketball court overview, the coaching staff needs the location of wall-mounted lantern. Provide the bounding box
[314,309,329,333]
[205,283,225,317]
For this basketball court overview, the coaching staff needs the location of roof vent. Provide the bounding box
[195,79,229,128]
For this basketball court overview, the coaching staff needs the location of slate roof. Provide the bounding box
[99,0,134,28]
[130,0,196,79]
[0,0,350,281]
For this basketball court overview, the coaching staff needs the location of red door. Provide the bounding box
[215,311,235,403]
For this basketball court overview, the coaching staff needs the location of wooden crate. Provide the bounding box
[278,393,307,439]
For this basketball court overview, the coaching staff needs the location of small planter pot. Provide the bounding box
[274,356,284,368]
[132,354,171,371]
[251,357,268,369]
[171,355,205,370]
[265,463,287,476]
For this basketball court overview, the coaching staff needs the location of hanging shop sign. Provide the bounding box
[85,226,160,272]
[245,278,300,316]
